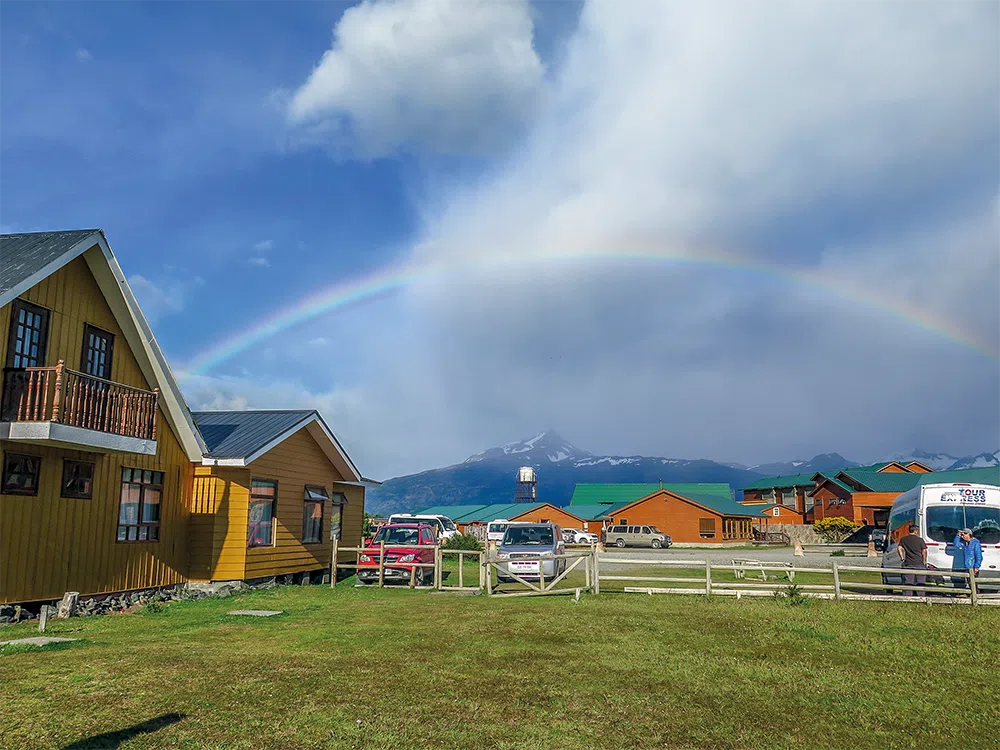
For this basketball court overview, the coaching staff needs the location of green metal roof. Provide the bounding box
[850,462,898,472]
[417,502,553,524]
[837,471,923,493]
[569,483,733,506]
[682,492,768,517]
[917,467,1000,487]
[742,472,815,490]
[416,505,491,520]
[564,502,634,520]
[812,474,855,494]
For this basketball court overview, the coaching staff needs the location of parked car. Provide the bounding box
[495,523,566,583]
[604,524,671,549]
[386,513,459,541]
[562,527,598,544]
[869,528,886,551]
[486,519,511,543]
[358,523,438,585]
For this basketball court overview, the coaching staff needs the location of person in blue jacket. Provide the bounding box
[952,528,983,590]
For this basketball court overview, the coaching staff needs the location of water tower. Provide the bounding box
[515,466,537,503]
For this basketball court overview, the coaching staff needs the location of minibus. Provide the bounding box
[881,482,999,589]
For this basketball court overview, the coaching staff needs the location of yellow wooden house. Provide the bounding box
[0,230,368,604]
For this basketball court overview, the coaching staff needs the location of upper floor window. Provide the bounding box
[249,479,277,548]
[2,452,41,496]
[6,300,49,368]
[81,324,115,379]
[62,460,94,499]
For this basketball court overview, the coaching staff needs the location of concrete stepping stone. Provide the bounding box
[227,610,283,617]
[0,636,77,647]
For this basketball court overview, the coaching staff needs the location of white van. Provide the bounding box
[386,513,459,541]
[486,520,511,543]
[882,482,1000,589]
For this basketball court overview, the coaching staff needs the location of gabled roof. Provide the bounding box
[192,409,362,482]
[852,461,908,473]
[0,229,206,460]
[837,470,923,493]
[414,505,492,519]
[611,489,765,519]
[569,483,733,506]
[742,472,816,490]
[565,501,634,520]
[810,473,855,495]
[416,502,550,524]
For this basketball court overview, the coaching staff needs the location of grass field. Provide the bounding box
[1,581,997,750]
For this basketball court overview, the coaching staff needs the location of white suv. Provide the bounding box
[387,513,459,541]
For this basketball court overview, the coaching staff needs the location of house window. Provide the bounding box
[330,492,346,541]
[303,485,328,543]
[699,518,716,539]
[618,518,628,526]
[117,468,163,542]
[6,300,49,368]
[81,324,115,379]
[2,453,41,495]
[62,460,94,499]
[249,479,277,548]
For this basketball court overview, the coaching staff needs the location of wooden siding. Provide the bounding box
[757,504,805,524]
[608,492,755,543]
[187,466,250,581]
[188,427,366,581]
[1,258,193,603]
[509,504,585,529]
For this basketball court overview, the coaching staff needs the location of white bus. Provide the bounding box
[881,482,1000,589]
[386,513,459,541]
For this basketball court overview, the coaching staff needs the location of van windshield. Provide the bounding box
[503,527,553,546]
[926,505,1000,545]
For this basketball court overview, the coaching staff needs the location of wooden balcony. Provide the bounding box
[0,361,159,454]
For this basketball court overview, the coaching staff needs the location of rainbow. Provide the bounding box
[179,243,999,379]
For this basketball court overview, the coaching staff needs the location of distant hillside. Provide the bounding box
[366,431,762,515]
[747,453,860,477]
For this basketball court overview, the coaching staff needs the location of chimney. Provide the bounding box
[659,478,662,490]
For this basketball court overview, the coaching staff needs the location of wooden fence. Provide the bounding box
[327,543,998,606]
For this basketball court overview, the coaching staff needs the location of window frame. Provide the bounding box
[5,299,50,369]
[699,517,717,539]
[61,459,95,499]
[116,467,164,543]
[2,452,41,496]
[248,478,278,548]
[302,484,328,544]
[80,323,115,379]
[330,491,347,541]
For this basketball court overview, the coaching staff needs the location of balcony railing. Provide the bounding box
[1,361,158,441]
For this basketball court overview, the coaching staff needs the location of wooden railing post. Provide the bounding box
[151,388,159,440]
[833,563,842,600]
[378,541,385,588]
[51,361,65,423]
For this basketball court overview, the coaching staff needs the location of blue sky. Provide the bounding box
[3,1,998,477]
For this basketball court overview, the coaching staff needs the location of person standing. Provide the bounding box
[952,528,983,592]
[897,524,928,596]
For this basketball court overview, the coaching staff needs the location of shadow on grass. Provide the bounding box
[62,713,185,749]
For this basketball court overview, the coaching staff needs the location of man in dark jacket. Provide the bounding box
[898,524,927,596]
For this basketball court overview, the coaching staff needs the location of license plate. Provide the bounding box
[511,561,538,571]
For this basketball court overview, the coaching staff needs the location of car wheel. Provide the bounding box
[651,539,662,549]
[616,538,626,548]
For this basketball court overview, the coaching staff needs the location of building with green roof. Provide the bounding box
[569,483,733,507]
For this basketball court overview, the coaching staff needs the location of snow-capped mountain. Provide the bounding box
[747,453,860,477]
[888,449,961,470]
[366,430,761,514]
[946,450,1000,470]
[463,431,591,464]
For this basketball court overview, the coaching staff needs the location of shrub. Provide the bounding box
[774,583,810,607]
[443,534,483,552]
[813,517,861,543]
[830,549,846,557]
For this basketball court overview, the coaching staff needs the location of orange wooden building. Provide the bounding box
[605,489,762,543]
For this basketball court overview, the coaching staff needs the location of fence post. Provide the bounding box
[409,563,416,589]
[584,547,592,590]
[330,538,338,589]
[458,551,465,589]
[540,561,546,593]
[969,570,978,606]
[378,541,385,588]
[832,562,841,600]
[593,548,600,595]
[479,550,486,590]
[434,546,442,590]
[705,561,712,596]
[485,552,494,597]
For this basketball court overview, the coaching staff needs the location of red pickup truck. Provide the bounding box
[357,523,438,585]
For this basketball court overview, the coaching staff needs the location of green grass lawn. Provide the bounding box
[1,582,997,750]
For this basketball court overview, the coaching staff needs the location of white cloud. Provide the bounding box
[128,274,186,325]
[308,337,330,348]
[76,48,92,63]
[253,239,274,252]
[248,256,271,268]
[287,0,544,156]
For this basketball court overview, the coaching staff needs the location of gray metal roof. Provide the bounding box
[192,410,316,459]
[1,230,100,296]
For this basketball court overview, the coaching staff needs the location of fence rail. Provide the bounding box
[325,544,997,606]
[1,361,158,440]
